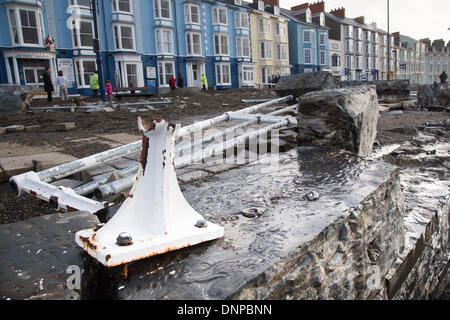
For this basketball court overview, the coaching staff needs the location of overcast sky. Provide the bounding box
[279,0,450,42]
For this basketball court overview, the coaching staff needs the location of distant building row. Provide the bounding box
[0,0,447,96]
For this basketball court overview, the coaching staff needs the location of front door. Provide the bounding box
[187,63,204,88]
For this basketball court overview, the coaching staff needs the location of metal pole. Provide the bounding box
[387,0,390,80]
[91,0,106,102]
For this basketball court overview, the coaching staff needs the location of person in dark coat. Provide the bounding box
[177,73,184,88]
[43,67,53,102]
[440,71,448,84]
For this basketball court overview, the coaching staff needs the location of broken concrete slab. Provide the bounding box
[177,170,211,184]
[0,142,61,158]
[0,127,6,135]
[56,122,76,132]
[0,211,99,300]
[6,125,25,133]
[0,152,78,180]
[0,85,39,115]
[297,86,379,157]
[0,168,5,183]
[275,71,341,101]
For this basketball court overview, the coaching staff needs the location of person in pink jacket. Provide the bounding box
[105,80,113,102]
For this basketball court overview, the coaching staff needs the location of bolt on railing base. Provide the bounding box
[75,118,224,267]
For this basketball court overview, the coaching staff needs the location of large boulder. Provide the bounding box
[0,85,39,115]
[342,80,410,101]
[274,71,341,101]
[417,83,450,108]
[297,86,379,157]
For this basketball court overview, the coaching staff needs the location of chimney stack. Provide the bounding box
[354,16,364,24]
[254,0,279,7]
[330,7,345,19]
[309,1,325,14]
[291,3,310,12]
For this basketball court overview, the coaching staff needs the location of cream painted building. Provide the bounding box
[249,1,290,86]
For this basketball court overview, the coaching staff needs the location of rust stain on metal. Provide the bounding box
[128,194,134,198]
[30,190,37,196]
[79,236,98,251]
[105,254,111,262]
[140,135,150,174]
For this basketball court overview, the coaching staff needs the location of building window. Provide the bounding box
[276,22,286,37]
[155,28,173,54]
[185,3,200,24]
[304,30,311,43]
[261,66,272,84]
[186,32,202,56]
[126,63,137,87]
[154,0,171,19]
[216,63,231,85]
[212,7,227,25]
[319,33,326,45]
[346,55,351,68]
[259,18,271,34]
[234,0,242,5]
[235,11,249,29]
[70,0,91,7]
[113,24,135,50]
[332,54,340,67]
[158,61,174,87]
[236,37,250,57]
[7,7,46,46]
[276,43,288,61]
[75,59,97,88]
[320,51,325,65]
[214,34,229,56]
[258,1,264,11]
[72,20,94,48]
[112,0,132,13]
[304,48,312,64]
[260,41,272,59]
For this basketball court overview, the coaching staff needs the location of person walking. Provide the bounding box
[105,80,113,102]
[440,71,448,84]
[177,73,184,88]
[56,71,68,101]
[89,71,100,98]
[169,75,177,91]
[43,67,54,102]
[201,74,208,92]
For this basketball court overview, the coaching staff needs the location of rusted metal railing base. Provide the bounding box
[75,118,224,267]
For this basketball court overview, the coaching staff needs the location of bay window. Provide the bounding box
[216,63,231,85]
[7,7,45,46]
[155,28,173,54]
[154,0,171,19]
[304,48,312,64]
[185,3,200,24]
[259,18,271,34]
[276,43,287,61]
[186,32,202,56]
[260,41,272,59]
[212,7,227,25]
[112,0,133,13]
[72,20,94,48]
[158,61,174,87]
[235,12,249,28]
[214,34,229,56]
[113,24,135,50]
[236,37,250,58]
[75,58,97,88]
[70,0,91,7]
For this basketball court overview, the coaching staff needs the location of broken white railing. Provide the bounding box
[10,95,297,266]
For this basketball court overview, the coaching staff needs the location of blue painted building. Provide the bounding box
[280,5,330,75]
[0,0,332,95]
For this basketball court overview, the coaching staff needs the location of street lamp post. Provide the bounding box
[91,0,106,102]
[387,0,390,80]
